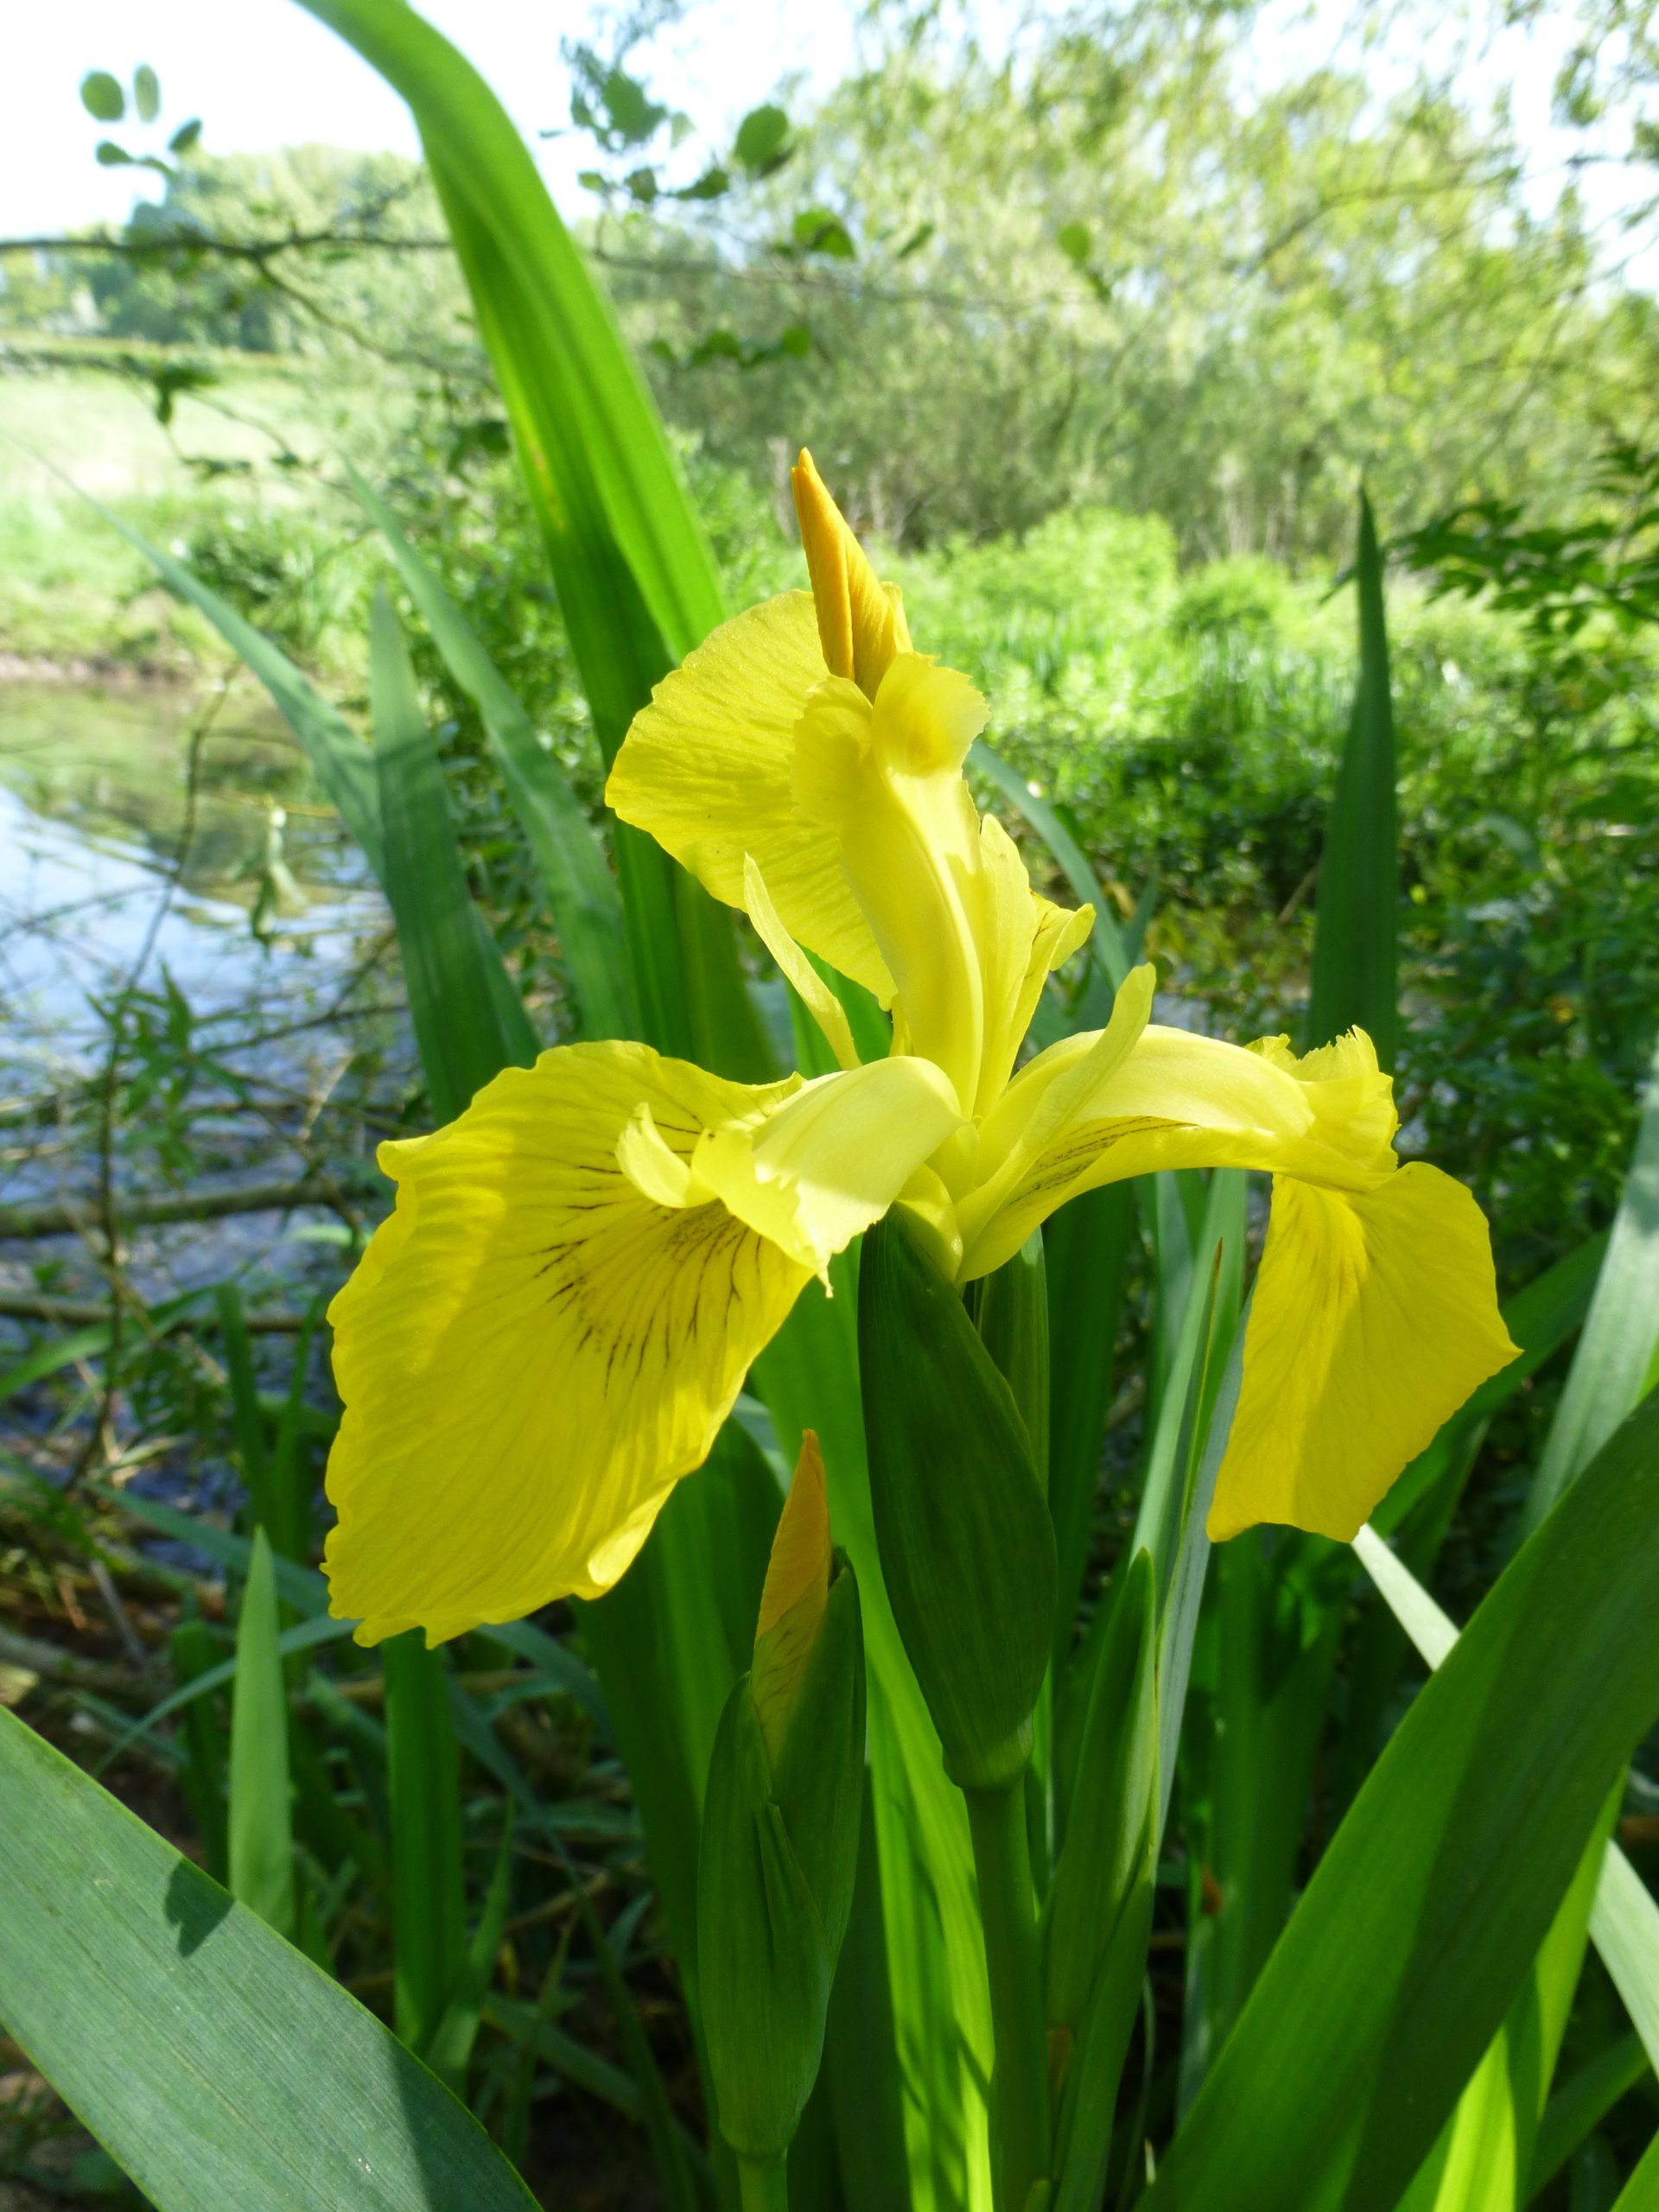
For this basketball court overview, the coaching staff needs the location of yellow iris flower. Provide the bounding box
[322,453,1516,1644]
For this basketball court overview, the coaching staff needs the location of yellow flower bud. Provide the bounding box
[790,448,911,700]
[751,1432,832,1763]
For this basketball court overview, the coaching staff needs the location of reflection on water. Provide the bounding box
[0,677,384,1082]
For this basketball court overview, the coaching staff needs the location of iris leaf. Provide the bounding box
[0,1707,537,2211]
[1141,1394,1659,2212]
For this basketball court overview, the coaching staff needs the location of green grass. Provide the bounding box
[0,357,411,676]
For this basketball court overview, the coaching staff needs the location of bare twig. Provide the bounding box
[0,1292,310,1332]
[0,1175,356,1243]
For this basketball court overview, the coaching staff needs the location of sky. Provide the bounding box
[0,0,1649,281]
[0,0,858,238]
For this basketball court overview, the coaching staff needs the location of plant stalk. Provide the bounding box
[736,2153,789,2212]
[966,1778,1051,2212]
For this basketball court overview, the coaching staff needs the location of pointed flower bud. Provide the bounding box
[752,1430,832,1761]
[791,448,912,701]
[699,1435,868,2164]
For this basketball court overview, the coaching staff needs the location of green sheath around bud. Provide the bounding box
[971,1225,1051,1494]
[860,1212,1057,1792]
[699,1435,868,2165]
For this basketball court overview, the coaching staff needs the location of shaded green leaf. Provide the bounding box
[735,104,791,173]
[1306,488,1397,1059]
[0,1706,536,2210]
[227,1530,295,1940]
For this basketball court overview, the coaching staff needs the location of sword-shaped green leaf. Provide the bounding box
[0,1706,536,2211]
[1141,1395,1659,2212]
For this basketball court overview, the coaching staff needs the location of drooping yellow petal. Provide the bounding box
[690,1055,963,1281]
[606,591,892,1000]
[752,1432,832,1762]
[324,1043,812,1644]
[791,448,912,699]
[958,1006,1397,1280]
[793,658,990,1109]
[743,854,859,1071]
[1208,1166,1519,1541]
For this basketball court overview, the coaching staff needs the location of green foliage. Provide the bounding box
[9,2,1659,2203]
[1146,1393,1659,2212]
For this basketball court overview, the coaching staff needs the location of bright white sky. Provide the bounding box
[0,0,1647,280]
[0,0,857,237]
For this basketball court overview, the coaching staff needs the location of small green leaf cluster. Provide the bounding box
[79,63,201,175]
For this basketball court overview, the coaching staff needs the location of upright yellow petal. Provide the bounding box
[324,1044,812,1644]
[791,448,912,699]
[971,812,1095,1116]
[1208,1166,1519,1541]
[793,658,989,1109]
[743,854,860,1071]
[606,592,892,1000]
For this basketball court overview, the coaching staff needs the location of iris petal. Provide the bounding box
[323,1043,811,1643]
[606,592,892,999]
[1209,1166,1519,1541]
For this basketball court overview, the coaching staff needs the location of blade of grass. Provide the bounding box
[216,1281,275,1542]
[99,1487,611,1736]
[0,1705,537,2211]
[227,1529,296,1940]
[294,0,723,667]
[0,1286,209,1403]
[1527,1020,1659,1533]
[1392,1789,1617,2212]
[424,1816,514,2095]
[372,582,534,1117]
[1354,1528,1659,2072]
[1609,2129,1659,2210]
[268,1294,325,1567]
[383,1631,467,2062]
[96,504,384,877]
[99,1613,353,1771]
[1529,2034,1652,2201]
[350,467,639,1044]
[169,1617,229,1886]
[443,1678,709,2212]
[484,1992,646,2125]
[1306,486,1396,1062]
[1045,1184,1136,1678]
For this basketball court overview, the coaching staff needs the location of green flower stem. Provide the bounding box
[736,2154,789,2212]
[966,1777,1051,2212]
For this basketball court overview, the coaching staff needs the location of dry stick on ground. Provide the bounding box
[0,1175,355,1242]
[0,1292,311,1332]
